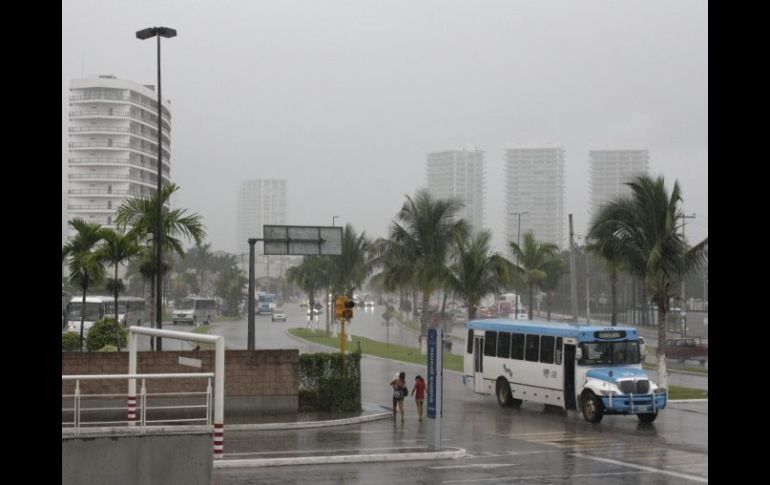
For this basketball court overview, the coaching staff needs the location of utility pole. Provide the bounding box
[509,211,528,319]
[568,214,578,322]
[679,213,696,336]
[583,238,590,324]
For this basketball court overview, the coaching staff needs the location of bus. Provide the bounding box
[257,292,277,315]
[65,296,146,334]
[463,319,666,423]
[498,293,527,319]
[172,297,217,325]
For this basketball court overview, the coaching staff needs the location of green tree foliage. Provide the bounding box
[509,231,561,320]
[214,265,247,316]
[62,332,80,352]
[297,352,361,413]
[86,318,127,352]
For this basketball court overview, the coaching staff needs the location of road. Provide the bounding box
[207,303,707,483]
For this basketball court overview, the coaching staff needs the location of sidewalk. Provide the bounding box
[216,402,466,468]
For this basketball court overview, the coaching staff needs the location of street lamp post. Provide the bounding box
[509,211,529,319]
[328,216,339,331]
[137,26,177,351]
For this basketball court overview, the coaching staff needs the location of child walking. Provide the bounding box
[411,375,426,421]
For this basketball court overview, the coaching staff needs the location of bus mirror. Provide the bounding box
[575,348,582,360]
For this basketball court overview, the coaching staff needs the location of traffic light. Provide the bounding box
[342,299,355,321]
[335,296,346,319]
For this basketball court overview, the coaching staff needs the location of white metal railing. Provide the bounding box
[62,372,213,436]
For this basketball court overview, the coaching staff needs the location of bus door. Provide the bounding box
[474,335,484,393]
[564,344,577,410]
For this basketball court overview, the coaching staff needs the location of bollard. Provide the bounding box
[213,423,224,458]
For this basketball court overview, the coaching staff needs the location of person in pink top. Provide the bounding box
[411,375,426,421]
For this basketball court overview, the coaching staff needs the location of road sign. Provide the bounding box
[427,328,443,450]
[263,225,343,255]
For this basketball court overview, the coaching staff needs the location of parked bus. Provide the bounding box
[65,296,146,334]
[257,292,277,315]
[172,297,217,325]
[463,319,666,423]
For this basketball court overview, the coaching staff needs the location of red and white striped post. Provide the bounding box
[127,395,137,423]
[128,331,138,426]
[213,423,224,458]
[213,336,225,458]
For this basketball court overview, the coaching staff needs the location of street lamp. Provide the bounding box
[509,211,529,319]
[136,26,177,351]
[332,216,339,227]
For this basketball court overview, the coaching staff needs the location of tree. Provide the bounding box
[589,175,708,390]
[586,225,627,326]
[388,189,468,338]
[328,224,375,297]
[286,256,331,329]
[444,230,514,321]
[541,254,566,321]
[214,265,247,316]
[508,231,560,320]
[115,183,206,349]
[62,219,105,352]
[95,228,141,351]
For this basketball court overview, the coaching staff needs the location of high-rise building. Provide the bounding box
[236,179,288,256]
[66,75,172,240]
[588,148,650,223]
[503,144,565,249]
[425,146,485,230]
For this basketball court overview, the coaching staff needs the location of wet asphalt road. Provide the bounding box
[205,304,707,484]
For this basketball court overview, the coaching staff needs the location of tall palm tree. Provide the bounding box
[388,189,468,338]
[586,228,626,326]
[509,231,560,320]
[444,230,515,321]
[540,252,566,321]
[589,175,708,390]
[183,243,215,296]
[95,228,142,351]
[115,184,205,344]
[328,224,375,297]
[62,219,105,352]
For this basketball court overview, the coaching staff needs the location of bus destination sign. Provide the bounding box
[594,331,626,339]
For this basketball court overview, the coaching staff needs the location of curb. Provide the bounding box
[226,409,392,431]
[215,447,466,468]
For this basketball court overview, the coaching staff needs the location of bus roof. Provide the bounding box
[69,295,112,304]
[467,318,638,341]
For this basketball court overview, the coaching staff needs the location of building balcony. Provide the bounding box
[69,126,130,134]
[67,204,116,212]
[68,188,139,196]
[70,110,130,118]
[68,157,170,175]
[69,141,130,149]
[69,172,170,185]
[70,93,130,102]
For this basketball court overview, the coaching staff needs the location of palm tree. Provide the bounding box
[509,231,560,320]
[62,219,105,352]
[589,175,708,390]
[115,184,205,347]
[586,227,626,326]
[444,230,515,321]
[214,265,247,316]
[328,224,375,297]
[94,228,142,351]
[184,243,215,296]
[540,252,566,321]
[286,256,331,330]
[388,189,469,338]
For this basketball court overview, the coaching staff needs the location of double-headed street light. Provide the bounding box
[136,26,177,351]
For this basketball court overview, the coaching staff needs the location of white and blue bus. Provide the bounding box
[463,319,667,423]
[257,292,277,315]
[66,295,145,333]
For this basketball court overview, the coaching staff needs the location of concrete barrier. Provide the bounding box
[62,432,212,485]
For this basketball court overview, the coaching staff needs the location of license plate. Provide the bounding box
[638,405,650,412]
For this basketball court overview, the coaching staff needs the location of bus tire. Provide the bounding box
[581,391,604,423]
[637,412,658,423]
[496,378,513,407]
[205,316,210,325]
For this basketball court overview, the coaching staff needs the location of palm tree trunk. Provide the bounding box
[528,284,534,320]
[80,283,87,352]
[610,270,618,327]
[114,263,121,352]
[148,275,156,350]
[657,305,668,390]
[421,293,431,337]
[546,291,552,321]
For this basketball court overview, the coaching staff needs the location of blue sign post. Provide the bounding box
[427,327,442,449]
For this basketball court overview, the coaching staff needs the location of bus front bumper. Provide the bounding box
[601,392,667,414]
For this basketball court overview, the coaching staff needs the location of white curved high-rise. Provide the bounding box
[66,75,171,239]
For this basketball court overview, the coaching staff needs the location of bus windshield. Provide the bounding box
[69,302,102,321]
[258,295,274,303]
[579,341,641,366]
[175,299,195,310]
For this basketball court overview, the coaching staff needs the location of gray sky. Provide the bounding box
[62,0,708,254]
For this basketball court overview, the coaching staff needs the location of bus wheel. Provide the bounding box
[581,392,604,423]
[496,378,512,407]
[205,316,210,325]
[637,412,658,423]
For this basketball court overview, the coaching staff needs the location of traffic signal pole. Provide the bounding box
[334,295,354,353]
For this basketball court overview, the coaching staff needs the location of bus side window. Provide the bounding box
[497,332,511,359]
[555,337,563,365]
[525,334,540,362]
[467,329,474,354]
[484,331,498,357]
[511,333,525,360]
[540,336,555,364]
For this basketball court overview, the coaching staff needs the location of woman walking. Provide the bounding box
[389,372,407,422]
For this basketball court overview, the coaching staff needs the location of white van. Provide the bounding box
[172,297,217,326]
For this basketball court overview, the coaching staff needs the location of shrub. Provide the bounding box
[62,332,80,352]
[85,318,127,352]
[298,351,361,413]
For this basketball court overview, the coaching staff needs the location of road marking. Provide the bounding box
[443,471,651,483]
[571,453,708,483]
[430,464,519,470]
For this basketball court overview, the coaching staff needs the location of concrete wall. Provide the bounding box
[62,350,298,416]
[62,433,211,485]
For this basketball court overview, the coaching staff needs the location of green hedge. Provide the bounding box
[62,332,80,352]
[85,318,127,352]
[298,352,361,413]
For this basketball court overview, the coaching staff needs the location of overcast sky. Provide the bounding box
[62,0,708,254]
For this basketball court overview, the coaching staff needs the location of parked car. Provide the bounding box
[271,309,287,322]
[664,338,708,365]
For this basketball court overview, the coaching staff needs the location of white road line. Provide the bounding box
[571,453,708,483]
[430,464,519,470]
[443,470,651,483]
